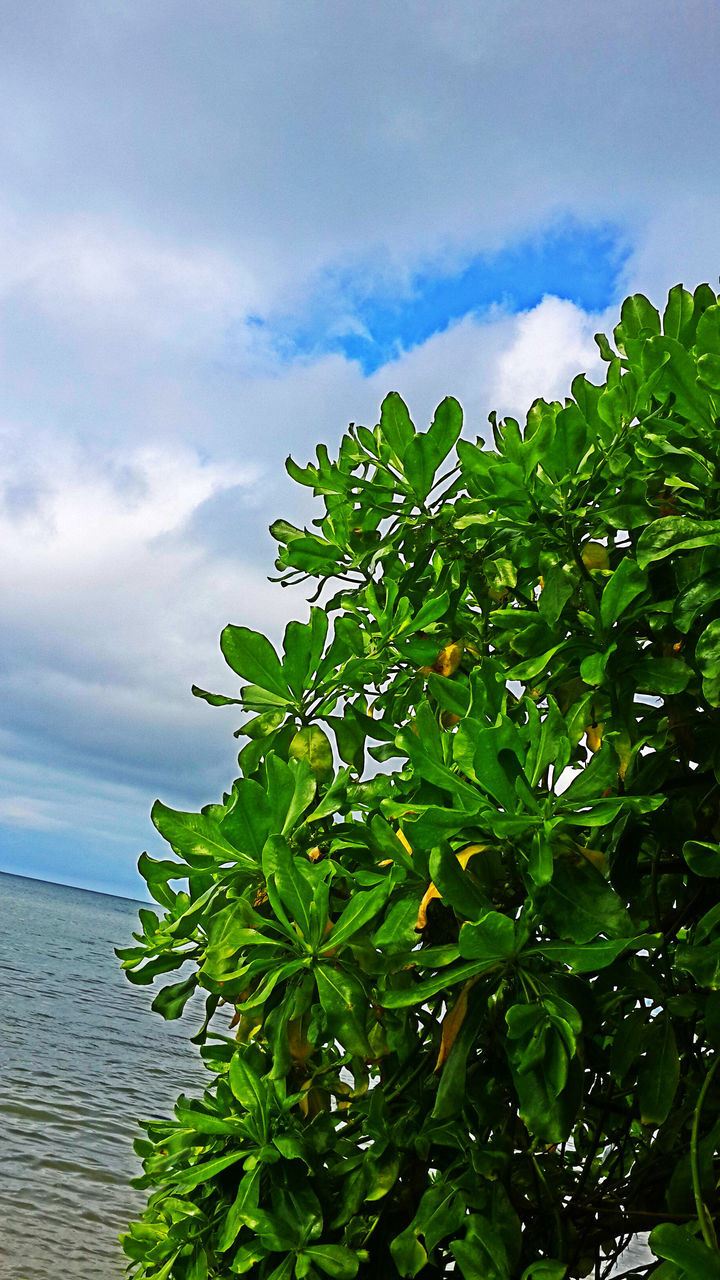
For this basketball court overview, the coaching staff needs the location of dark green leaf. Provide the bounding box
[151,975,197,1019]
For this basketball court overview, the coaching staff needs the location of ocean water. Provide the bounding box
[0,870,211,1280]
[0,870,653,1280]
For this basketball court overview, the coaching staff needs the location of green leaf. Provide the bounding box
[634,656,693,695]
[637,518,720,569]
[404,396,463,501]
[390,1229,428,1278]
[458,912,516,962]
[380,391,415,462]
[536,861,632,943]
[283,609,328,699]
[649,1223,720,1278]
[600,557,647,628]
[229,1053,268,1122]
[534,935,659,973]
[683,841,720,877]
[289,725,334,781]
[152,801,257,872]
[410,590,452,632]
[674,570,720,633]
[151,974,197,1019]
[169,1150,248,1191]
[697,619,720,681]
[315,965,371,1057]
[220,624,291,699]
[521,1264,567,1280]
[217,1167,262,1250]
[302,1245,359,1279]
[616,292,661,342]
[380,958,498,1008]
[221,779,272,861]
[191,685,243,707]
[638,1015,680,1125]
[663,284,695,340]
[263,834,314,940]
[427,843,490,920]
[450,1219,510,1280]
[326,880,391,949]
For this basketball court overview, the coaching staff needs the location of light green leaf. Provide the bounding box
[404,396,463,501]
[302,1245,359,1279]
[649,1222,720,1277]
[221,779,272,861]
[326,880,391,949]
[380,391,415,461]
[458,912,516,962]
[637,518,720,569]
[683,840,720,877]
[229,1053,268,1122]
[289,725,334,781]
[390,1229,428,1278]
[380,958,499,1008]
[221,624,291,699]
[151,801,257,872]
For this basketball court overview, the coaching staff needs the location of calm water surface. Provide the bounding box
[0,871,211,1280]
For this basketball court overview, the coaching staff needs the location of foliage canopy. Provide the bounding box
[120,283,720,1280]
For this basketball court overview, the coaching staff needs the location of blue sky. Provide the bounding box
[251,219,629,373]
[0,0,718,897]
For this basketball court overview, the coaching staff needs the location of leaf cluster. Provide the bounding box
[119,284,720,1280]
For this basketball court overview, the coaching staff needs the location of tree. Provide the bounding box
[118,283,720,1280]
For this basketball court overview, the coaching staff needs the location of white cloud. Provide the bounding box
[489,296,609,417]
[1,0,719,893]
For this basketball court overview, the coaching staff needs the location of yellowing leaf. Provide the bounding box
[416,844,486,929]
[287,1016,314,1064]
[434,977,478,1072]
[432,641,464,677]
[579,846,607,875]
[416,881,442,930]
[581,541,610,572]
[585,721,604,752]
[396,830,413,857]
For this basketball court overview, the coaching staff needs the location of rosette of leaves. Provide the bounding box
[119,284,720,1280]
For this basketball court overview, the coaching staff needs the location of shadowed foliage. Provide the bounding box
[119,284,720,1279]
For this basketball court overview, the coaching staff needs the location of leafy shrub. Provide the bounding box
[118,284,720,1280]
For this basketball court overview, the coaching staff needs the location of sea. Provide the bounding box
[0,870,212,1280]
[0,869,652,1280]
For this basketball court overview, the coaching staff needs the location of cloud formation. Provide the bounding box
[1,0,718,894]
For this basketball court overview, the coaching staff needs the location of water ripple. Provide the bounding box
[1,872,209,1280]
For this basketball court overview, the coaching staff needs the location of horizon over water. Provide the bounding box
[0,868,210,1279]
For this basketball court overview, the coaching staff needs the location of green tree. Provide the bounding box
[119,283,720,1280]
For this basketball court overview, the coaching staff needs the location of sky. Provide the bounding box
[1,0,719,898]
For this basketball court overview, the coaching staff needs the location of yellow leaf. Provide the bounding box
[415,844,486,929]
[585,721,604,753]
[432,641,464,677]
[396,829,413,857]
[581,541,610,572]
[434,978,478,1072]
[416,881,441,930]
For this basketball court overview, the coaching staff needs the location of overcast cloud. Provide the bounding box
[1,0,719,896]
